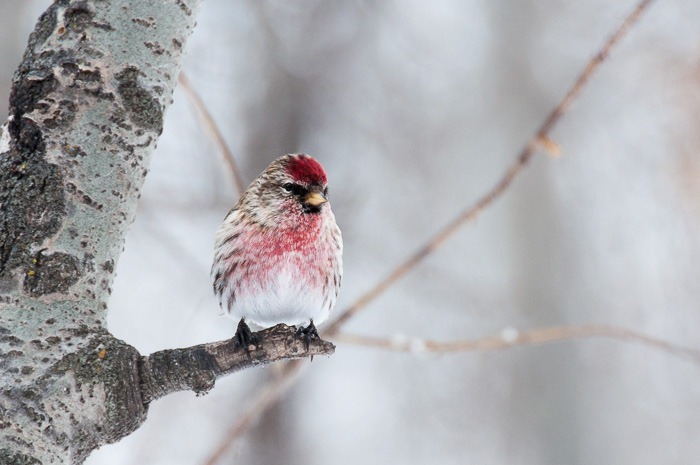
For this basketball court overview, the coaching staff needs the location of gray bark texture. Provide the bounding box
[0,1,334,464]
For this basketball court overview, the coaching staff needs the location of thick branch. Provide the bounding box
[0,0,203,463]
[139,324,335,404]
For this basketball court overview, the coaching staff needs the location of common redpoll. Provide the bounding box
[212,154,343,340]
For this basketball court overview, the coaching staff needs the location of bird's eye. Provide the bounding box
[283,182,308,196]
[323,186,329,197]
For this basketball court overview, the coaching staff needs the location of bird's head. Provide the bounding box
[244,153,331,226]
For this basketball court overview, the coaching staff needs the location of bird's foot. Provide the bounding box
[296,320,320,353]
[234,319,258,349]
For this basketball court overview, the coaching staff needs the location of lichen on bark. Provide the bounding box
[0,2,335,463]
[0,0,202,463]
[115,66,164,132]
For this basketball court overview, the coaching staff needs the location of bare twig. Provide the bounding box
[178,72,246,196]
[325,0,656,335]
[139,325,332,404]
[202,1,657,462]
[202,361,306,465]
[335,325,700,363]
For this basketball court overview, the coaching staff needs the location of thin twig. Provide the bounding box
[202,1,657,462]
[335,325,700,363]
[325,0,656,335]
[202,361,306,465]
[178,72,247,196]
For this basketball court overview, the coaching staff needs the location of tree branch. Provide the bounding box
[178,72,246,196]
[202,360,306,465]
[139,324,334,404]
[326,0,658,335]
[335,325,700,363]
[0,2,332,463]
[203,1,659,461]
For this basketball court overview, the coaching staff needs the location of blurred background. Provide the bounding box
[3,1,700,464]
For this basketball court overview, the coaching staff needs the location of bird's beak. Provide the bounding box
[304,191,328,207]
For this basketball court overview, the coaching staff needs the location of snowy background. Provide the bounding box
[3,1,700,464]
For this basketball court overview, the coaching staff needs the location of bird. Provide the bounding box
[211,153,343,346]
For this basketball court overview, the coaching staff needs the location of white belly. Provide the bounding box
[229,265,330,328]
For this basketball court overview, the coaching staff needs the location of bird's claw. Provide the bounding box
[234,319,258,349]
[296,320,320,352]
